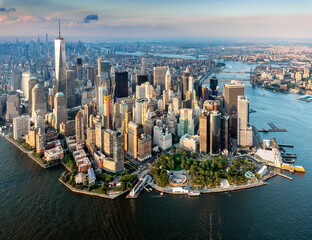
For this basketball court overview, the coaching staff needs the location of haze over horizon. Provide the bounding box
[1,0,312,40]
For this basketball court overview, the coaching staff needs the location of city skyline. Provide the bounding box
[1,0,312,40]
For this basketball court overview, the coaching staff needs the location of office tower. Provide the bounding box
[141,58,147,75]
[153,121,173,150]
[66,70,75,108]
[210,111,221,155]
[134,98,148,125]
[165,69,171,90]
[83,104,92,128]
[172,97,181,115]
[164,103,178,135]
[201,86,210,102]
[87,66,96,85]
[13,115,30,140]
[28,76,38,114]
[97,85,107,115]
[153,66,168,91]
[11,70,21,91]
[182,67,191,100]
[94,122,102,151]
[45,33,48,45]
[55,21,66,95]
[32,83,46,118]
[127,121,143,159]
[199,113,210,153]
[103,95,112,130]
[21,72,31,99]
[123,109,131,152]
[6,92,20,121]
[210,76,218,95]
[137,75,148,85]
[103,129,124,171]
[52,92,68,130]
[203,100,220,112]
[221,116,229,152]
[223,81,245,115]
[237,96,253,147]
[100,61,111,94]
[75,112,84,144]
[76,58,82,81]
[115,71,128,98]
[177,108,197,137]
[188,76,194,92]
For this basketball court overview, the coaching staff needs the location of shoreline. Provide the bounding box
[59,178,130,200]
[2,134,50,169]
[149,180,267,195]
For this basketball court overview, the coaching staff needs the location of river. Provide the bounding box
[0,61,311,239]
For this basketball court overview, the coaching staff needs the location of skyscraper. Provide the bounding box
[55,20,66,95]
[103,95,112,130]
[165,69,171,90]
[52,92,67,130]
[32,83,46,118]
[127,121,143,159]
[210,111,221,155]
[223,81,245,115]
[28,76,38,114]
[199,113,210,153]
[210,76,218,95]
[115,71,128,98]
[66,70,75,108]
[76,58,82,81]
[237,96,253,147]
[11,70,21,91]
[182,67,191,100]
[153,66,168,91]
[100,61,111,94]
[141,58,147,75]
[75,112,84,144]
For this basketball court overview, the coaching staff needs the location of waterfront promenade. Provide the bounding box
[149,180,267,195]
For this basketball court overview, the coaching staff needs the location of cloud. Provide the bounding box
[83,14,99,23]
[0,8,16,12]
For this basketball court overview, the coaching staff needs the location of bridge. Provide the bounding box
[222,71,252,73]
[201,78,250,84]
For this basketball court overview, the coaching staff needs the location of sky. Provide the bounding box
[1,0,312,40]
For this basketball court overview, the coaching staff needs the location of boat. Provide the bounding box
[262,93,265,96]
[282,158,295,164]
[281,163,305,173]
[188,191,200,197]
[160,192,164,196]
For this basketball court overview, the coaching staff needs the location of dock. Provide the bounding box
[257,122,287,132]
[126,174,148,199]
[278,144,294,148]
[276,172,293,180]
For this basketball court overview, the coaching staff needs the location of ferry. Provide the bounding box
[281,163,305,173]
[188,191,200,197]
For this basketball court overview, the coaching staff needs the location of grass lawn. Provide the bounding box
[94,186,107,194]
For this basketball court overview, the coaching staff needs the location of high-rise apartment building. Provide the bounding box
[13,115,30,140]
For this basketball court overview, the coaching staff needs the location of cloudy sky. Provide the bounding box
[1,0,312,40]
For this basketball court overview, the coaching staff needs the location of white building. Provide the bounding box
[13,115,30,140]
[179,134,199,152]
[153,120,172,150]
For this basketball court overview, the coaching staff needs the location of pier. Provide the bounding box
[126,174,149,199]
[257,122,287,132]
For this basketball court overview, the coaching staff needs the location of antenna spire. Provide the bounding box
[58,19,61,38]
